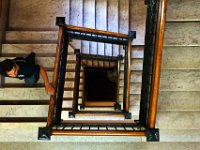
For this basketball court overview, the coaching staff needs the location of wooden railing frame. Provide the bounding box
[64,25,129,39]
[148,0,168,129]
[47,26,64,127]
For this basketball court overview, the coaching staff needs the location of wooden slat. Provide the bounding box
[52,130,146,136]
[66,25,128,39]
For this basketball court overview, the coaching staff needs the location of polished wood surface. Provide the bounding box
[125,38,132,112]
[52,130,146,136]
[0,0,2,17]
[149,0,168,128]
[47,26,64,127]
[84,101,116,107]
[65,25,128,38]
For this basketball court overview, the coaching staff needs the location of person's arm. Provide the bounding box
[40,66,55,95]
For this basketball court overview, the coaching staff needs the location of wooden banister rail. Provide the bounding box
[148,0,168,128]
[65,25,128,39]
[47,26,64,127]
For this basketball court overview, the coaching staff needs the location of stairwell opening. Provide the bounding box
[83,66,118,107]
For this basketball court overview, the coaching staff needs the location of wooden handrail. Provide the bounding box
[125,38,132,112]
[148,0,168,128]
[52,130,146,136]
[47,26,64,127]
[65,25,128,38]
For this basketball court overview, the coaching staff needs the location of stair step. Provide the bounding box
[164,22,200,46]
[0,88,49,100]
[0,105,48,117]
[166,0,200,22]
[156,111,200,129]
[160,69,200,91]
[74,111,126,117]
[61,111,139,121]
[162,46,200,69]
[0,123,46,142]
[1,44,75,54]
[160,129,200,142]
[158,91,200,111]
[5,31,58,43]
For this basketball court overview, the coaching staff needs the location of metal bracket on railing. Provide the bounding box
[38,127,51,141]
[56,17,66,26]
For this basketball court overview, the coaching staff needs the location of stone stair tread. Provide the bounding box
[156,111,200,129]
[0,105,48,117]
[0,87,50,100]
[5,31,58,43]
[164,22,200,46]
[166,0,200,22]
[160,129,200,142]
[1,44,75,54]
[162,46,200,69]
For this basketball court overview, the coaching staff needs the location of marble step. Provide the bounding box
[5,31,58,43]
[1,44,75,55]
[164,22,200,46]
[0,87,49,100]
[160,69,200,91]
[162,46,200,69]
[4,30,145,57]
[0,105,48,117]
[160,129,200,142]
[8,0,145,45]
[0,104,138,119]
[156,111,200,129]
[166,0,200,22]
[1,141,200,149]
[158,91,200,111]
[0,123,46,142]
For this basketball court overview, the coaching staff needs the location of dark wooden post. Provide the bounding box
[123,31,135,119]
[70,49,81,118]
[47,17,65,127]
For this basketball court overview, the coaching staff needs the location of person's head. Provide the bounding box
[0,59,18,77]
